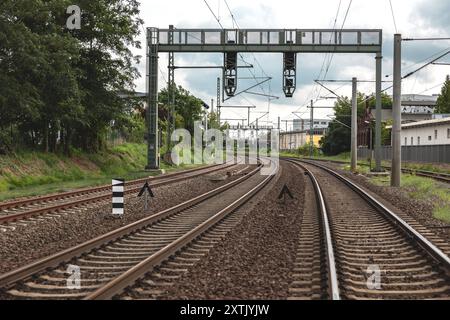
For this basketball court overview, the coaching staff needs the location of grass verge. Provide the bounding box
[0,144,203,202]
[280,151,450,175]
[371,174,450,224]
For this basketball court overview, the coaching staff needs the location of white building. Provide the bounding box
[371,94,438,122]
[387,118,450,146]
[292,118,330,131]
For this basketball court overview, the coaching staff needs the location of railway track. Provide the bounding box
[0,162,238,225]
[0,159,276,300]
[287,159,450,300]
[297,157,450,183]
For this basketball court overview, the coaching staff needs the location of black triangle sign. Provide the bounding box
[278,184,294,200]
[138,182,154,198]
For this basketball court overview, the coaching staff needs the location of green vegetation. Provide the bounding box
[0,143,202,201]
[0,143,145,197]
[0,0,144,154]
[434,206,450,224]
[341,164,371,174]
[371,174,450,223]
[319,93,392,156]
[435,75,450,114]
[280,144,321,158]
[0,0,213,160]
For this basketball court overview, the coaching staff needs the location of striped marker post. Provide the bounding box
[112,178,124,215]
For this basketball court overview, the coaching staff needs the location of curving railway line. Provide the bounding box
[0,157,448,300]
[287,159,450,300]
[0,159,276,300]
[0,162,239,226]
[299,157,450,184]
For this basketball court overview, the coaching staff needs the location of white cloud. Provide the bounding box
[133,0,450,123]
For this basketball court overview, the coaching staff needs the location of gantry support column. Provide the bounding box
[167,25,175,152]
[146,28,159,169]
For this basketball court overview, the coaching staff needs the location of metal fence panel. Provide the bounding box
[358,145,450,163]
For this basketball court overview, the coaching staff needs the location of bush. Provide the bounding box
[296,144,321,157]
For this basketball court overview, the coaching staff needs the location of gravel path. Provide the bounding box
[157,160,305,299]
[0,165,254,274]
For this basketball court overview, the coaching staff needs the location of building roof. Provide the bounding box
[398,94,438,106]
[386,117,450,130]
[400,94,438,102]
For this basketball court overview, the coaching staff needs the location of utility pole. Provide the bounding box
[217,77,221,125]
[205,108,208,132]
[281,120,290,150]
[351,77,358,172]
[375,51,383,172]
[391,34,402,187]
[310,99,314,158]
[277,116,280,130]
[281,120,290,132]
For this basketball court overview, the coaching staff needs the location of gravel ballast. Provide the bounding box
[317,161,450,242]
[0,164,254,274]
[157,160,306,299]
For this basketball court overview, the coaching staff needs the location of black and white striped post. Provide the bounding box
[112,178,124,215]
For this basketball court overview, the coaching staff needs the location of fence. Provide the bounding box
[358,145,450,163]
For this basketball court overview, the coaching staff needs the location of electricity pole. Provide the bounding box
[391,34,402,187]
[351,77,358,172]
[310,100,314,158]
[217,77,221,125]
[375,51,383,172]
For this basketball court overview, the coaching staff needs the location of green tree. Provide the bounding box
[158,84,204,135]
[368,92,392,110]
[71,0,143,152]
[0,0,143,154]
[436,75,450,114]
[320,93,378,155]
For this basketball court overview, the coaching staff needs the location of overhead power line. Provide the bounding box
[417,82,446,95]
[203,0,269,97]
[403,37,450,41]
[402,50,450,79]
[388,0,398,34]
[222,0,270,93]
[299,0,343,111]
[203,0,224,28]
[316,0,353,101]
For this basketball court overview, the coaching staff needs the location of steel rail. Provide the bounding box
[285,157,450,184]
[0,163,237,224]
[287,160,340,300]
[85,160,277,299]
[0,163,229,211]
[0,163,262,288]
[295,159,450,269]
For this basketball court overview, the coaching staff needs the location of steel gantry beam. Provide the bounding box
[146,27,383,169]
[155,28,382,53]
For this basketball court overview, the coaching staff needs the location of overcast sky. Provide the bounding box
[132,0,450,129]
